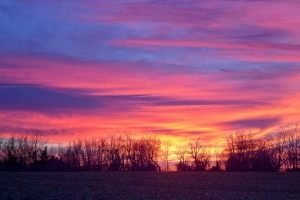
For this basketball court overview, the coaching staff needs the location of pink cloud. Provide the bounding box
[1,55,300,145]
[111,39,300,51]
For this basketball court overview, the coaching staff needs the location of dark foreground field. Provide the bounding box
[0,172,299,200]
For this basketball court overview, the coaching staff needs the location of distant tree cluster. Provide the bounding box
[0,132,161,172]
[0,129,51,171]
[174,137,211,171]
[0,123,299,172]
[220,123,300,172]
[56,134,161,171]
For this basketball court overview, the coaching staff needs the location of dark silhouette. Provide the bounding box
[0,123,299,172]
[174,137,211,171]
[223,124,300,172]
[0,131,162,172]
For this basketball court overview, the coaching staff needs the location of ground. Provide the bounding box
[0,172,299,199]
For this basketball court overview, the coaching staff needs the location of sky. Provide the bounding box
[1,0,300,147]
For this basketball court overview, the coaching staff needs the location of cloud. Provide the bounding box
[219,117,282,130]
[154,99,268,107]
[2,0,300,63]
[0,84,102,112]
[110,39,300,52]
[0,83,271,115]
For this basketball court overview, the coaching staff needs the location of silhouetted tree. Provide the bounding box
[0,130,47,171]
[174,145,190,171]
[174,145,187,165]
[266,128,288,172]
[107,135,124,171]
[95,138,108,171]
[285,123,300,171]
[224,130,256,171]
[131,135,161,171]
[210,150,223,171]
[187,137,210,171]
[251,140,274,172]
[39,146,49,162]
[162,140,171,171]
[2,123,299,172]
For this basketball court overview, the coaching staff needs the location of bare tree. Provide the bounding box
[174,145,191,171]
[217,150,228,171]
[27,129,47,163]
[0,129,47,170]
[107,135,124,171]
[83,139,99,171]
[285,123,300,171]
[123,134,136,171]
[95,138,108,171]
[15,133,30,165]
[174,145,187,164]
[131,135,161,171]
[187,137,210,171]
[3,135,18,164]
[210,149,224,171]
[145,135,161,171]
[162,140,171,171]
[224,130,256,171]
[266,127,288,172]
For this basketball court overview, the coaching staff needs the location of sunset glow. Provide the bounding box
[1,0,300,150]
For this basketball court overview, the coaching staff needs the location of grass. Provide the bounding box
[0,172,299,199]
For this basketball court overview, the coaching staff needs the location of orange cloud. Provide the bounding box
[1,55,300,148]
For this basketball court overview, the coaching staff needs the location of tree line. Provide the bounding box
[0,123,299,172]
[219,123,300,172]
[0,131,162,172]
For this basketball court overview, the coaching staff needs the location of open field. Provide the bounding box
[0,172,299,200]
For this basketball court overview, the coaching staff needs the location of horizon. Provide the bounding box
[1,0,300,147]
